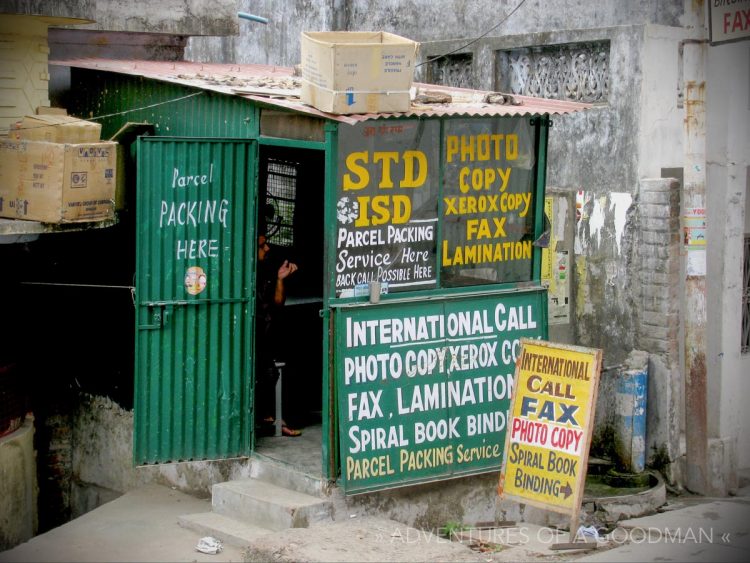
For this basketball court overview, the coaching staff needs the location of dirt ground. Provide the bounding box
[241,517,603,562]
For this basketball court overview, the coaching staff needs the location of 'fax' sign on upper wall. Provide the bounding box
[709,0,750,45]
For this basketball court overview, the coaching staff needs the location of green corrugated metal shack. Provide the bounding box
[56,58,588,495]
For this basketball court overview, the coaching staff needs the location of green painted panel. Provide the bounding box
[68,69,256,140]
[134,137,256,464]
[335,290,547,494]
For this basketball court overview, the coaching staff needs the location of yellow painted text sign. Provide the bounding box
[499,339,601,514]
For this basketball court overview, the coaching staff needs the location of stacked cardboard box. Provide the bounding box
[0,114,116,223]
[11,114,102,144]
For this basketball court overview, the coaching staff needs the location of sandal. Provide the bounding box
[282,425,302,437]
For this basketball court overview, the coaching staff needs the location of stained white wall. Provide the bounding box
[639,25,693,179]
[186,0,689,66]
[706,39,750,472]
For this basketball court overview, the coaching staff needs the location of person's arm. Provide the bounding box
[274,260,298,305]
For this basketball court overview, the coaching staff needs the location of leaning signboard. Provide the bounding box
[498,339,602,528]
[336,291,547,494]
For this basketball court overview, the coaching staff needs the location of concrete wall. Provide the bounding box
[705,39,750,476]
[2,0,93,21]
[185,0,689,67]
[68,394,256,515]
[188,2,691,373]
[185,0,329,65]
[39,0,749,500]
[639,25,692,178]
[54,0,238,36]
[417,24,688,476]
[0,417,38,551]
[184,0,700,483]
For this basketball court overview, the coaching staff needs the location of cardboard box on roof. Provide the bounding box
[300,31,418,115]
[14,114,101,143]
[0,139,117,223]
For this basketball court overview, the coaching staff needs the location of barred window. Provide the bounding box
[743,234,750,354]
[263,158,297,247]
[496,41,610,103]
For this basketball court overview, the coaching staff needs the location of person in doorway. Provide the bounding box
[255,232,301,437]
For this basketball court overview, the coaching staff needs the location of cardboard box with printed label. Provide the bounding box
[0,139,117,223]
[300,31,419,115]
[12,114,102,143]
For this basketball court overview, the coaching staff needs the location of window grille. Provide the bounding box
[430,53,474,89]
[264,158,297,247]
[743,234,750,354]
[496,41,610,103]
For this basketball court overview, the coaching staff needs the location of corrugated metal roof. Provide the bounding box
[50,58,591,125]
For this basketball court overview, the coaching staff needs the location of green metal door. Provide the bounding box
[134,137,257,464]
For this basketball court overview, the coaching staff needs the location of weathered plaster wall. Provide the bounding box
[71,0,237,36]
[706,39,750,475]
[544,27,642,366]
[185,0,330,64]
[635,28,689,482]
[0,418,37,551]
[2,0,93,21]
[68,394,256,516]
[639,25,692,178]
[413,23,651,369]
[186,1,698,481]
[185,0,688,67]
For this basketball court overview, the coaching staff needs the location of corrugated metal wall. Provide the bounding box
[134,137,256,463]
[68,69,256,140]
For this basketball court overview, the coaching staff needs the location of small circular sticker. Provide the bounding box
[184,266,207,295]
[336,196,359,224]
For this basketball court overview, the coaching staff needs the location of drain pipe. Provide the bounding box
[238,12,269,24]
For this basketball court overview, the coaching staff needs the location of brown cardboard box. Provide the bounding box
[36,106,68,116]
[0,139,117,223]
[300,31,418,114]
[14,114,102,143]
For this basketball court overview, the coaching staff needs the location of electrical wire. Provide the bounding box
[416,0,528,68]
[0,90,205,135]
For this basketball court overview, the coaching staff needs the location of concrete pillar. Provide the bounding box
[682,36,708,494]
[704,38,750,493]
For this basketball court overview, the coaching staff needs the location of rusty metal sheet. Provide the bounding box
[50,58,591,125]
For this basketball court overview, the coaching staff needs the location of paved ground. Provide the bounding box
[1,482,749,562]
[577,495,750,562]
[0,485,245,563]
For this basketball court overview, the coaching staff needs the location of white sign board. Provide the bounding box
[709,0,750,45]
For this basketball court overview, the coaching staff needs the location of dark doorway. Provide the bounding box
[254,145,325,472]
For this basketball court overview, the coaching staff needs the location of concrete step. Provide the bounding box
[250,453,330,498]
[212,479,334,531]
[177,511,274,548]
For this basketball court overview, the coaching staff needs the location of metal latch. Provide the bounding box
[138,304,171,330]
